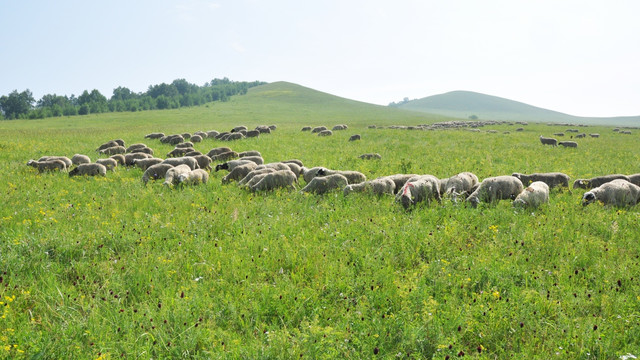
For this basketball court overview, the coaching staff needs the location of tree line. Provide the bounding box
[0,78,265,120]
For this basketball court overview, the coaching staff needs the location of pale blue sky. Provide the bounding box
[1,0,639,117]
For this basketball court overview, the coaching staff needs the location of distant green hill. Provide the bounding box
[397,90,640,126]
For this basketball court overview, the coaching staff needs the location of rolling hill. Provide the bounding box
[396,90,640,126]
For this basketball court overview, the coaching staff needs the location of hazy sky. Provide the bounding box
[2,0,639,117]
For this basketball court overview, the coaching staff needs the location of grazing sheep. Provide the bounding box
[206,147,233,158]
[161,157,199,170]
[145,132,165,139]
[193,131,208,139]
[282,159,304,167]
[71,154,91,165]
[572,174,631,189]
[318,130,333,137]
[466,176,524,208]
[343,178,396,196]
[553,132,565,137]
[376,174,418,194]
[182,133,192,140]
[142,163,174,185]
[241,156,264,165]
[185,151,203,157]
[126,143,147,153]
[231,126,248,133]
[282,162,302,178]
[238,168,277,187]
[215,159,256,172]
[96,158,118,171]
[109,154,125,166]
[621,130,632,135]
[26,159,66,173]
[368,125,377,129]
[99,145,126,155]
[38,156,72,168]
[311,126,328,133]
[134,147,154,155]
[255,162,292,175]
[125,153,151,166]
[515,127,524,132]
[69,163,107,177]
[301,166,324,183]
[250,169,298,192]
[239,150,262,158]
[440,172,479,201]
[589,133,600,138]
[558,141,578,148]
[163,164,192,186]
[175,142,195,149]
[192,155,213,171]
[301,126,312,131]
[177,169,209,185]
[512,172,570,189]
[225,133,245,141]
[206,130,220,138]
[332,125,348,131]
[513,181,550,208]
[190,135,203,143]
[162,135,184,145]
[627,174,640,187]
[214,132,230,140]
[222,163,258,184]
[245,130,260,138]
[167,147,195,158]
[301,174,349,194]
[316,168,366,184]
[539,136,558,146]
[395,175,441,209]
[576,133,586,138]
[359,153,381,160]
[582,179,640,207]
[348,134,361,141]
[96,140,120,152]
[268,125,277,130]
[132,157,164,171]
[210,151,239,162]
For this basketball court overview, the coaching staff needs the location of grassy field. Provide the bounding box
[1,82,639,359]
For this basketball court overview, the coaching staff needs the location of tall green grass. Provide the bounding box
[0,84,639,358]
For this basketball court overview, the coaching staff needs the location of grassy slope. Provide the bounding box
[399,90,640,126]
[0,83,640,359]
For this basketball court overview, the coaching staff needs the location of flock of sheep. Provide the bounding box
[25,123,640,209]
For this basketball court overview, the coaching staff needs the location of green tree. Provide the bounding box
[0,89,35,119]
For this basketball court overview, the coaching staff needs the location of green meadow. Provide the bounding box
[1,82,639,359]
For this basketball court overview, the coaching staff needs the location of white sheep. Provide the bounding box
[250,170,298,192]
[206,147,233,158]
[210,151,239,162]
[162,157,199,170]
[359,153,381,160]
[27,159,67,173]
[163,164,192,186]
[466,175,524,208]
[38,156,72,168]
[301,174,349,194]
[175,142,195,149]
[109,154,126,166]
[512,172,570,189]
[239,150,262,158]
[282,159,304,167]
[124,153,152,166]
[69,163,107,177]
[377,174,418,194]
[440,172,479,201]
[348,134,361,141]
[96,158,118,171]
[133,158,164,171]
[343,178,396,196]
[513,181,550,208]
[238,168,277,187]
[215,159,256,172]
[177,169,209,185]
[142,163,174,185]
[395,175,441,209]
[222,163,258,184]
[573,174,630,189]
[539,136,557,146]
[99,145,126,155]
[582,179,640,207]
[316,168,366,184]
[191,155,213,171]
[317,130,333,136]
[255,162,292,173]
[71,154,91,165]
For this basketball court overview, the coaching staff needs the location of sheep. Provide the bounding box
[109,154,126,166]
[376,174,418,194]
[192,155,213,171]
[215,159,256,172]
[161,157,199,170]
[440,172,479,201]
[268,125,277,130]
[316,168,366,184]
[513,181,550,208]
[395,175,441,209]
[177,169,209,185]
[539,136,557,146]
[231,126,248,133]
[311,126,328,133]
[163,164,192,186]
[343,178,396,196]
[132,157,164,171]
[126,143,147,153]
[348,134,361,141]
[332,125,347,131]
[576,133,586,138]
[214,132,230,140]
[133,146,154,155]
[26,159,66,173]
[301,166,324,183]
[99,145,126,155]
[71,154,91,165]
[160,134,184,145]
[627,174,640,187]
[190,135,203,143]
[96,140,120,152]
[142,163,174,185]
[193,131,208,139]
[301,126,312,131]
[282,159,304,168]
[283,162,302,178]
[466,175,524,208]
[182,133,192,139]
[572,174,631,189]
[318,130,333,136]
[553,132,565,137]
[301,174,349,195]
[359,153,381,160]
[96,158,118,171]
[511,172,570,189]
[582,179,640,207]
[185,151,203,157]
[239,150,262,158]
[589,133,600,138]
[206,130,220,138]
[238,168,277,187]
[250,169,298,192]
[69,163,107,177]
[125,153,151,166]
[368,125,377,129]
[224,133,245,141]
[558,141,578,148]
[145,132,165,139]
[241,156,264,165]
[167,147,195,158]
[515,127,524,132]
[38,156,72,168]
[222,163,258,184]
[175,142,194,149]
[210,151,239,162]
[246,130,260,138]
[255,125,271,134]
[206,147,233,158]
